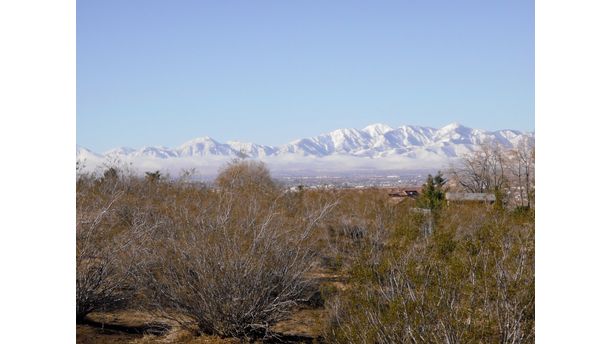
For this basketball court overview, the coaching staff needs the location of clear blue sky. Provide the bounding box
[77,0,534,152]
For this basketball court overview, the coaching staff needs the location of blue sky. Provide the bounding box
[77,0,534,152]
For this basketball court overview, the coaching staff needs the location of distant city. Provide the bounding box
[275,170,434,189]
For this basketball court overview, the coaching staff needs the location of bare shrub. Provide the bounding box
[215,159,277,194]
[75,159,534,343]
[76,178,157,322]
[139,161,336,339]
[325,207,534,344]
[319,190,395,272]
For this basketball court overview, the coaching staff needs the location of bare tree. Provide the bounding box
[450,139,535,210]
[451,141,509,194]
[508,137,535,208]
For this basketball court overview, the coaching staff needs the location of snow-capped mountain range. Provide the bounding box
[77,123,534,177]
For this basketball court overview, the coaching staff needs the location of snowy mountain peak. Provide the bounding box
[363,123,393,136]
[77,122,533,176]
[439,122,466,132]
[104,147,137,156]
[180,136,217,145]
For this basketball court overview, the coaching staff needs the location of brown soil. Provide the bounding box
[77,310,239,344]
[77,269,344,343]
[77,307,327,344]
[77,324,143,344]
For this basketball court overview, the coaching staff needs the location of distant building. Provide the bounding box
[387,187,421,205]
[388,188,420,198]
[445,192,496,205]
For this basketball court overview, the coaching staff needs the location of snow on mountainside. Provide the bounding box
[77,145,103,161]
[76,123,534,176]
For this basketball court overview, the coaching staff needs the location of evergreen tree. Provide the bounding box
[417,171,447,211]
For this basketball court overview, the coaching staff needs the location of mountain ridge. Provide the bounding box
[77,123,534,176]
